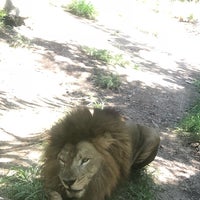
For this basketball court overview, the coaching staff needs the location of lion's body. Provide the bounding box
[42,108,160,200]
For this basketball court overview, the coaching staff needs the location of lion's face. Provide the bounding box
[57,141,103,198]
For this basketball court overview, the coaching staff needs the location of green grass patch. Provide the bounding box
[0,166,157,200]
[65,0,97,19]
[0,10,25,27]
[112,54,130,67]
[109,168,157,200]
[88,95,106,109]
[82,47,129,66]
[0,9,7,28]
[193,79,200,92]
[0,9,6,20]
[13,35,31,48]
[84,47,113,63]
[0,166,46,200]
[94,70,121,90]
[133,64,140,70]
[177,78,200,141]
[92,101,105,109]
[8,34,32,48]
[178,101,200,141]
[0,167,157,200]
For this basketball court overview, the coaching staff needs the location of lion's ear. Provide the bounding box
[92,133,116,150]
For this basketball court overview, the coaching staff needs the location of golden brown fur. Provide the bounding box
[42,107,160,200]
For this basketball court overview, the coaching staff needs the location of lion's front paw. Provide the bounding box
[49,191,62,200]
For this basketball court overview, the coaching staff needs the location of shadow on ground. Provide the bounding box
[0,15,200,199]
[156,172,200,200]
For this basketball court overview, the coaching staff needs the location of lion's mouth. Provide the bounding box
[66,188,83,193]
[66,188,85,198]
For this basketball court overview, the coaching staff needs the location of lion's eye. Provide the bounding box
[81,158,90,166]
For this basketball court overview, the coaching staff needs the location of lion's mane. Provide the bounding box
[42,107,133,200]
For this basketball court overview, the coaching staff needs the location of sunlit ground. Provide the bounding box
[0,0,200,199]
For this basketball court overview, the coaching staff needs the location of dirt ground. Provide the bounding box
[0,0,200,199]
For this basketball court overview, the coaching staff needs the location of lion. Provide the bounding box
[42,107,160,200]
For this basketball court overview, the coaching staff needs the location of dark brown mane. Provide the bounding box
[42,107,133,200]
[49,107,125,147]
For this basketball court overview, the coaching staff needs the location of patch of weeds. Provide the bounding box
[9,34,32,48]
[82,47,129,67]
[0,9,7,28]
[0,166,46,200]
[92,101,105,109]
[112,54,129,67]
[0,9,26,27]
[94,70,121,90]
[133,64,140,70]
[89,96,106,109]
[110,168,157,200]
[64,0,97,20]
[83,47,112,63]
[152,32,158,37]
[187,14,197,23]
[178,102,200,141]
[179,13,198,24]
[193,79,200,92]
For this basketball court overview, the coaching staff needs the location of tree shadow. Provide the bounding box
[28,35,200,129]
[0,10,200,200]
[156,172,200,200]
[0,127,46,182]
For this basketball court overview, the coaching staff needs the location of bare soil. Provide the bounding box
[0,1,200,200]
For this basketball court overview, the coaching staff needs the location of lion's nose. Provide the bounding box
[63,178,76,187]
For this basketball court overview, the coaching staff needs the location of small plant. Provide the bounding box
[0,166,46,200]
[177,79,200,141]
[194,79,200,92]
[0,9,7,27]
[94,71,121,90]
[65,0,97,19]
[178,102,200,141]
[83,47,112,63]
[9,34,31,48]
[133,64,140,70]
[112,54,129,67]
[0,10,26,27]
[187,14,195,23]
[92,101,105,109]
[0,9,6,20]
[87,95,106,109]
[179,14,198,23]
[82,47,129,67]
